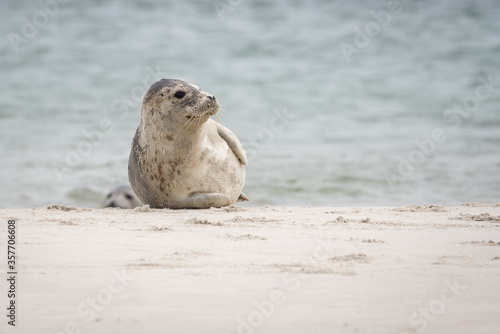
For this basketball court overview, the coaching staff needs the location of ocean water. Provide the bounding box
[1,0,499,208]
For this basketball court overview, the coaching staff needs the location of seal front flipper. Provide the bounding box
[175,192,232,209]
[237,192,249,202]
[215,121,247,165]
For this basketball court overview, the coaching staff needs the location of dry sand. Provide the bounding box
[1,204,500,334]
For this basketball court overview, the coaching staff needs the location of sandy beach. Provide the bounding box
[0,203,499,334]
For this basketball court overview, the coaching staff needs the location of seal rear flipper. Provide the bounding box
[215,122,248,165]
[237,192,249,202]
[175,192,232,209]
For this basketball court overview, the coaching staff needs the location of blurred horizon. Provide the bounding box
[0,0,499,208]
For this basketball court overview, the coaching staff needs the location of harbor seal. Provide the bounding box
[104,184,143,209]
[128,78,248,209]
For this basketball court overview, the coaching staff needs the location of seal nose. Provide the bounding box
[207,95,217,107]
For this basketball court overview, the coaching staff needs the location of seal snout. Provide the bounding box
[204,95,219,116]
[207,95,217,107]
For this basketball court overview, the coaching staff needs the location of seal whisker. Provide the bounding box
[180,118,189,131]
[218,108,226,120]
[181,116,195,131]
[213,108,222,122]
[187,116,198,130]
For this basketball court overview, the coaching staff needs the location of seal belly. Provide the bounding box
[179,133,244,203]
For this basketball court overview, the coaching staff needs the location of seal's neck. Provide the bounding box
[138,116,206,158]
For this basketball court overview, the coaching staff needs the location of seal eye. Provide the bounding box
[174,91,186,99]
[125,194,133,200]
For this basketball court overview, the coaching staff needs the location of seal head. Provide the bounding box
[104,184,143,209]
